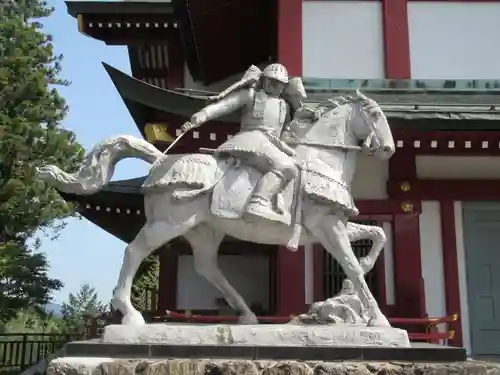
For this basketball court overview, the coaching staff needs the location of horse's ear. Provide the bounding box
[355,89,367,100]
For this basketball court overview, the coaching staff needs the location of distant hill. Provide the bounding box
[43,303,63,317]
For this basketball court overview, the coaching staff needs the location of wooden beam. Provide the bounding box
[389,179,500,200]
[394,130,500,156]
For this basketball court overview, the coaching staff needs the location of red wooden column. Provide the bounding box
[275,0,306,316]
[382,0,411,78]
[157,244,179,312]
[277,0,302,76]
[388,152,426,317]
[276,246,306,315]
[166,33,185,89]
[440,200,463,346]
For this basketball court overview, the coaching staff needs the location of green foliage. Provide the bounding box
[132,255,159,312]
[0,0,85,322]
[61,284,107,332]
[0,243,63,322]
[1,309,64,334]
[0,310,72,373]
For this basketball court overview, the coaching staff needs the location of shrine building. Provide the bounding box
[63,0,500,356]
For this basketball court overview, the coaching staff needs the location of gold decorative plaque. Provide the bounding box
[144,123,174,143]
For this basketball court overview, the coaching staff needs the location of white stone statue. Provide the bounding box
[292,279,369,325]
[183,63,302,223]
[36,63,395,328]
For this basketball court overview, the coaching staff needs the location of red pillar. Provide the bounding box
[392,214,426,317]
[277,0,302,76]
[382,0,411,78]
[157,244,179,313]
[276,246,306,315]
[166,34,185,89]
[388,152,426,317]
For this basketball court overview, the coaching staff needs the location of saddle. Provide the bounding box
[210,161,295,226]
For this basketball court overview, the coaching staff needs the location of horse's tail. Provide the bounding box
[36,135,164,195]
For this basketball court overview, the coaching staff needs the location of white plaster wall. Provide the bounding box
[416,156,500,180]
[454,201,471,354]
[351,156,388,199]
[302,1,385,79]
[408,2,500,79]
[304,244,314,305]
[382,222,395,306]
[419,201,447,320]
[176,254,270,310]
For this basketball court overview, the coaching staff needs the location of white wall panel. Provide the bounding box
[408,2,500,79]
[419,201,446,320]
[302,1,385,79]
[177,254,270,310]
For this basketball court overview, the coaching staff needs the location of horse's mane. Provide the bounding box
[315,94,362,113]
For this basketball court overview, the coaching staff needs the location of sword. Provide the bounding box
[151,122,193,167]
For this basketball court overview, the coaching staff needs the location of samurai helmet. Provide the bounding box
[262,63,289,84]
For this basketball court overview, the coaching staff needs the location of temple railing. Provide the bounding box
[85,311,460,346]
[0,333,85,373]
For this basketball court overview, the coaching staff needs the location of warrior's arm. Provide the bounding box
[190,89,254,127]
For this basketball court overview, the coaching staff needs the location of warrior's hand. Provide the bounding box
[181,121,196,133]
[190,112,208,127]
[280,142,296,157]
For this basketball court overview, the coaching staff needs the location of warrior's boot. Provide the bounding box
[246,171,286,222]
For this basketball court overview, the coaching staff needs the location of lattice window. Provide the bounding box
[322,220,380,302]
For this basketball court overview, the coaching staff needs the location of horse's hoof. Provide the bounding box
[238,314,258,325]
[367,315,391,328]
[122,311,146,326]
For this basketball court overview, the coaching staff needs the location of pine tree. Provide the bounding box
[61,284,107,331]
[131,255,160,312]
[0,0,84,322]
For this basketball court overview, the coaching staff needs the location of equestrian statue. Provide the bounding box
[36,63,395,327]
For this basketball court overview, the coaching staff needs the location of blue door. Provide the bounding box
[463,203,500,356]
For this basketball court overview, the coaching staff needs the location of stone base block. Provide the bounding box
[102,324,411,348]
[47,357,495,375]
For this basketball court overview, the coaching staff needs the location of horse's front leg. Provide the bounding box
[184,224,258,324]
[306,213,390,327]
[346,222,386,275]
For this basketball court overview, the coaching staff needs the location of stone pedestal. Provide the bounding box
[47,324,469,375]
[47,358,495,375]
[101,324,411,348]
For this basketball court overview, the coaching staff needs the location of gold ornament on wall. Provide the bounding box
[400,181,411,192]
[401,201,413,213]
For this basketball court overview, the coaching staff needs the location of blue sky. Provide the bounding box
[40,0,150,304]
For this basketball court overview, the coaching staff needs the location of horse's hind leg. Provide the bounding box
[184,225,258,324]
[306,213,390,327]
[111,220,193,326]
[346,222,386,275]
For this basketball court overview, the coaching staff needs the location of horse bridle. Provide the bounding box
[286,102,381,154]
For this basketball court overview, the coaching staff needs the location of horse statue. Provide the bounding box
[36,90,395,327]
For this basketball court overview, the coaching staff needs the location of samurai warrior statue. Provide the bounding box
[183,63,306,222]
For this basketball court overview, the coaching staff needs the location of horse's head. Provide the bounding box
[350,90,395,160]
[286,91,394,160]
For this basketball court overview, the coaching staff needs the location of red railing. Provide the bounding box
[85,310,459,346]
[153,311,459,345]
